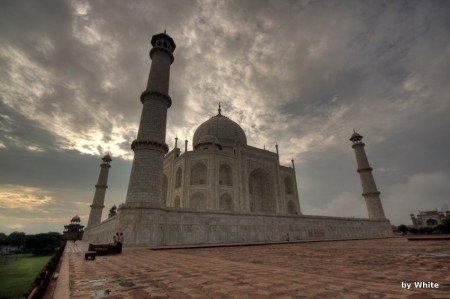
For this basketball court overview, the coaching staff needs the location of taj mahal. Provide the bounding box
[162,104,301,216]
[83,31,392,246]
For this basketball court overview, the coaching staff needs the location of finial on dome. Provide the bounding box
[218,102,222,115]
[164,29,166,34]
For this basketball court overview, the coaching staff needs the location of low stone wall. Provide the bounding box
[83,205,392,246]
[83,215,118,244]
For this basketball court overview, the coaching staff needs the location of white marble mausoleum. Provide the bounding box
[83,31,392,246]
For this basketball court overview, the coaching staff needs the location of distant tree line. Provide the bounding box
[397,219,450,235]
[0,231,63,255]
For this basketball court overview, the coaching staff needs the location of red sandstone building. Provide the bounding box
[410,210,450,229]
[63,215,84,241]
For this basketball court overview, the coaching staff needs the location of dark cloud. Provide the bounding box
[1,0,449,233]
[0,100,57,150]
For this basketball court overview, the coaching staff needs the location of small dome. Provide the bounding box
[193,113,247,149]
[71,215,81,222]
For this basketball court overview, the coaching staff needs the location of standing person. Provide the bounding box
[118,233,124,254]
[115,232,120,253]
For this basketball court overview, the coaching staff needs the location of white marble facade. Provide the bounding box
[161,110,300,217]
[83,208,393,246]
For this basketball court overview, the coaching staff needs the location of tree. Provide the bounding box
[0,232,7,245]
[24,232,63,254]
[6,231,26,247]
[439,219,450,234]
[398,225,408,235]
[24,234,37,251]
[418,227,433,234]
[409,228,418,235]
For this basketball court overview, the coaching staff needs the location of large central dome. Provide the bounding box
[193,109,247,149]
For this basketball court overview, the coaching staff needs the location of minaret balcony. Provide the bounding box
[131,139,169,154]
[140,90,172,107]
[357,167,373,173]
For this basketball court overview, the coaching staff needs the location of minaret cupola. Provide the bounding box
[102,152,112,164]
[151,30,176,53]
[350,130,363,144]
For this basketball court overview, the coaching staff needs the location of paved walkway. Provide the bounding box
[54,238,449,298]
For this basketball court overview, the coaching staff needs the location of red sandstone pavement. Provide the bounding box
[56,238,449,299]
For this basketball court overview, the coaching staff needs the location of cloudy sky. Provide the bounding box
[1,0,449,234]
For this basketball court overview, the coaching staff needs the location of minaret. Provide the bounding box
[87,153,112,227]
[350,131,386,220]
[125,31,176,206]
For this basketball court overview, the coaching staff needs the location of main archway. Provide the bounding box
[248,168,275,213]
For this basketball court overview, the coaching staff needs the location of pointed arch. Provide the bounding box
[248,168,275,213]
[284,177,293,194]
[175,167,182,188]
[191,162,207,185]
[426,219,438,226]
[219,193,233,211]
[162,174,168,206]
[219,164,233,186]
[173,196,180,208]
